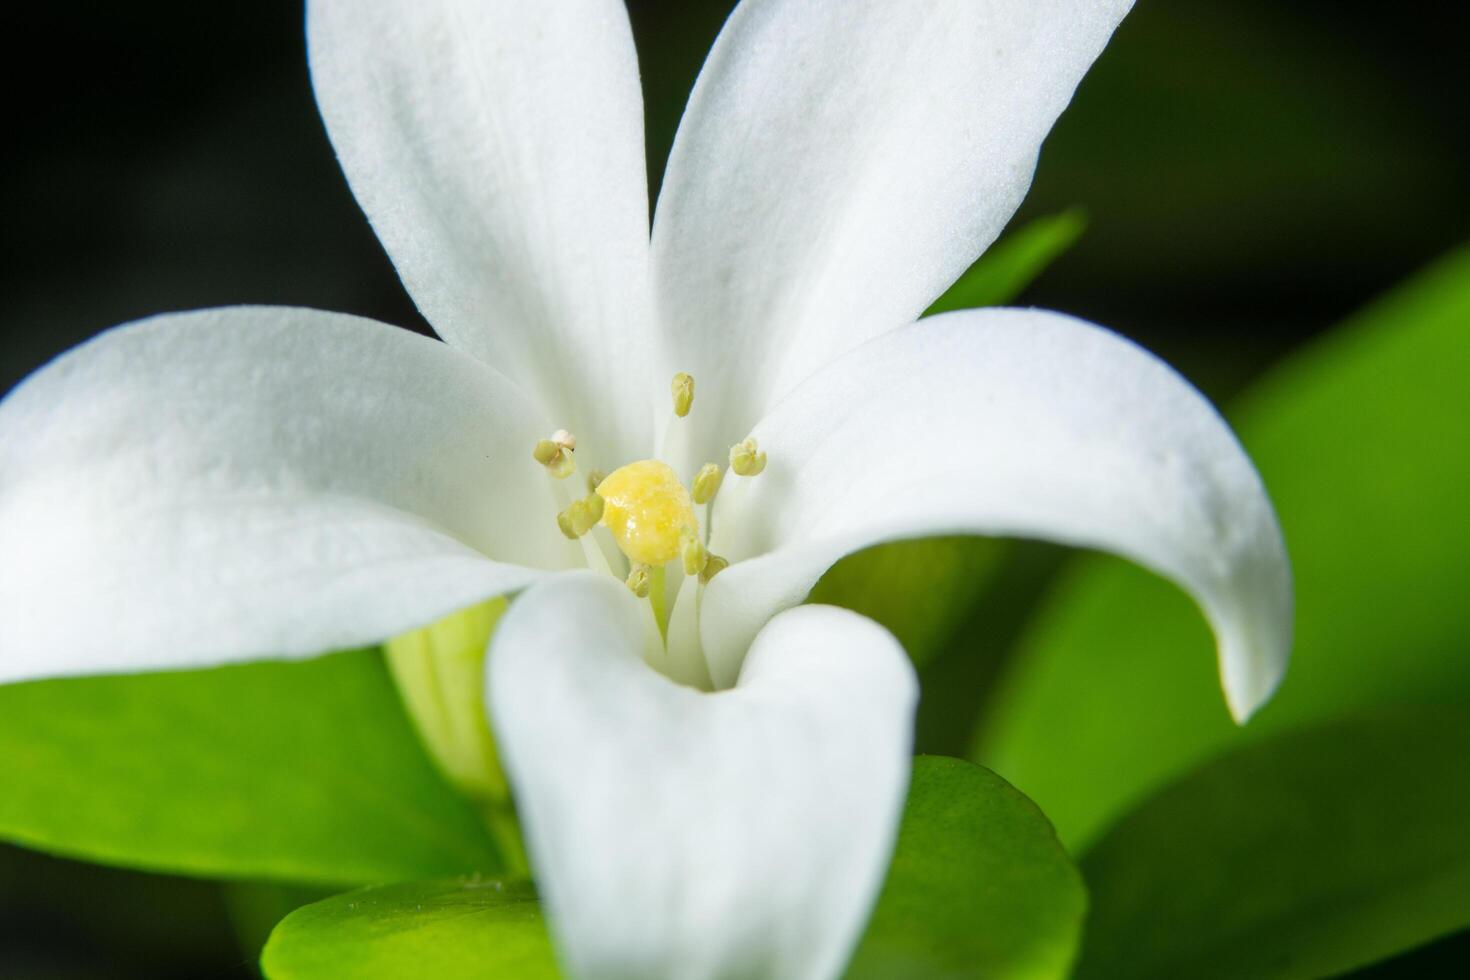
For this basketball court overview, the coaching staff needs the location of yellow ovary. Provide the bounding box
[597,460,698,566]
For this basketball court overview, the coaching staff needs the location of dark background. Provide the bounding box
[1,1,1466,976]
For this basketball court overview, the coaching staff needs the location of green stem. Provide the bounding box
[648,563,670,641]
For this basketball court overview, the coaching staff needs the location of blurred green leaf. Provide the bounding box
[810,537,1009,669]
[976,243,1470,848]
[925,209,1087,316]
[1077,709,1470,980]
[261,757,1084,980]
[1025,5,1468,298]
[224,881,334,967]
[0,843,245,978]
[1351,928,1470,978]
[0,650,501,886]
[260,878,556,980]
[908,542,1070,758]
[848,756,1086,980]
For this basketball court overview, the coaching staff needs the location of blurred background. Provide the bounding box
[1,1,1466,976]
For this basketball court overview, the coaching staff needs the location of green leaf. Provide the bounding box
[925,209,1086,315]
[1023,6,1465,298]
[0,843,244,975]
[1077,709,1470,980]
[809,537,1009,668]
[848,756,1086,980]
[260,757,1083,980]
[224,881,335,965]
[0,649,501,886]
[260,877,558,980]
[976,243,1470,848]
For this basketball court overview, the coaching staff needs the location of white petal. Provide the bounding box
[652,0,1134,464]
[308,0,654,467]
[0,307,577,683]
[490,572,916,980]
[702,309,1292,721]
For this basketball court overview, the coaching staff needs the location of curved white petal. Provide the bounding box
[702,309,1292,720]
[308,0,654,467]
[0,307,578,683]
[490,572,916,980]
[652,0,1134,465]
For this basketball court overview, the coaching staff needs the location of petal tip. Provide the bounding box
[1217,557,1295,724]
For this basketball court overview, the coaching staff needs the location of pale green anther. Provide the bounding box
[730,437,767,477]
[556,492,604,539]
[626,563,652,598]
[692,462,723,504]
[575,493,604,534]
[587,469,606,493]
[533,430,577,479]
[671,372,695,418]
[681,527,708,576]
[700,553,729,584]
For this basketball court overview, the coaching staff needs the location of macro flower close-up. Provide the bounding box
[3,1,1468,979]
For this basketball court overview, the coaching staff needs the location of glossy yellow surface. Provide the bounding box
[596,459,697,566]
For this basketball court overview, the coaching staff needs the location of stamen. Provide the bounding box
[680,526,708,576]
[671,372,695,418]
[556,492,604,539]
[532,429,577,479]
[626,563,652,598]
[700,554,729,584]
[586,469,606,494]
[729,437,767,477]
[691,462,723,504]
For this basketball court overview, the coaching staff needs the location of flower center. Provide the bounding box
[596,460,695,566]
[530,373,761,598]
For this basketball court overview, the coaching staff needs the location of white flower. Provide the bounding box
[0,1,1291,978]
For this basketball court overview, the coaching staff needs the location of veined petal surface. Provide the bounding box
[703,309,1292,720]
[0,307,572,683]
[308,0,654,467]
[490,572,917,980]
[653,0,1134,464]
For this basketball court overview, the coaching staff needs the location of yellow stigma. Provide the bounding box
[596,459,698,566]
